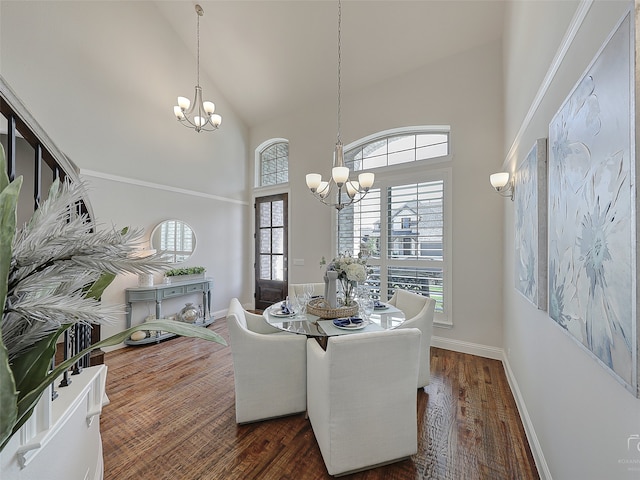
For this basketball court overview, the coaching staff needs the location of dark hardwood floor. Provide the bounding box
[100,319,539,479]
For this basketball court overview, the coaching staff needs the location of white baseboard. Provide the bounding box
[431,335,503,360]
[431,335,550,479]
[501,354,552,480]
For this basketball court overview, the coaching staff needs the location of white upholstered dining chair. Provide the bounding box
[226,298,307,423]
[306,329,421,476]
[288,282,325,299]
[387,289,435,388]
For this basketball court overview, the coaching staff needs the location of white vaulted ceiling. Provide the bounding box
[154,0,505,128]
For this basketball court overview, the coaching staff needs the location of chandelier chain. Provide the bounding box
[337,0,341,145]
[304,0,374,210]
[196,6,201,87]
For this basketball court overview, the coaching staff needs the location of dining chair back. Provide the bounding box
[228,297,281,335]
[226,298,307,423]
[288,282,325,299]
[306,328,421,476]
[388,289,435,388]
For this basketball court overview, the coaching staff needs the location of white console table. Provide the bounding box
[124,278,213,346]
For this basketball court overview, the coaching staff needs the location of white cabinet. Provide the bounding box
[0,365,108,480]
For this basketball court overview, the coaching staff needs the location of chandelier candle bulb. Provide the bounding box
[306,173,322,191]
[332,166,349,186]
[173,106,185,119]
[358,172,375,189]
[177,96,190,111]
[346,180,359,198]
[318,181,330,198]
[203,101,215,115]
[211,114,222,127]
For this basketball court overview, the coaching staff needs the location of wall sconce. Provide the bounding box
[490,172,514,201]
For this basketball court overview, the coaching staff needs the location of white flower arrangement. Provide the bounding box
[322,253,368,305]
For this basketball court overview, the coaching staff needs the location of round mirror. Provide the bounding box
[150,220,196,263]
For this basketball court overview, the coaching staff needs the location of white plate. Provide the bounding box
[271,309,296,318]
[270,304,296,317]
[333,319,368,330]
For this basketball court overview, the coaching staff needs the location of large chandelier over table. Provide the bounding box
[173,4,222,133]
[305,0,374,211]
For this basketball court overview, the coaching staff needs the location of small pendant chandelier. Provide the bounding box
[173,4,222,133]
[305,0,374,211]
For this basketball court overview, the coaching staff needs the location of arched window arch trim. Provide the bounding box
[343,125,451,175]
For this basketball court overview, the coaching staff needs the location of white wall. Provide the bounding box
[0,1,253,342]
[251,39,506,350]
[502,1,640,479]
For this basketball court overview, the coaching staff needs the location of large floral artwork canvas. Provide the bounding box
[515,139,548,310]
[548,13,636,395]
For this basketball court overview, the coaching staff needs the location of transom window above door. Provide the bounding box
[258,140,289,187]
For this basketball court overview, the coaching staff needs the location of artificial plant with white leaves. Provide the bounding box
[0,145,226,451]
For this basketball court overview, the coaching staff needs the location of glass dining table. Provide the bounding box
[262,299,406,347]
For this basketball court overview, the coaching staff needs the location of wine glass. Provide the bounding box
[360,295,374,321]
[296,293,308,317]
[303,283,314,299]
[289,295,301,318]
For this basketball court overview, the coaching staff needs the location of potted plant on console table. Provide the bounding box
[163,266,206,284]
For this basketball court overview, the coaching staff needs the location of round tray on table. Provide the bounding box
[306,297,359,319]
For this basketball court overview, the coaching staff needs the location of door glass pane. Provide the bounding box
[260,230,271,253]
[260,202,271,228]
[260,255,271,280]
[272,228,284,254]
[272,200,284,227]
[272,255,284,281]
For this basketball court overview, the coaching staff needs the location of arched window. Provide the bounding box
[258,140,288,187]
[337,126,451,326]
[344,127,449,171]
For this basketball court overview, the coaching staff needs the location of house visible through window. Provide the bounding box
[337,127,450,324]
[259,141,288,187]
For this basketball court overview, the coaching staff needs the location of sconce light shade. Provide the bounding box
[490,172,510,189]
[489,172,514,200]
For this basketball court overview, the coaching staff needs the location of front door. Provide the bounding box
[254,193,288,310]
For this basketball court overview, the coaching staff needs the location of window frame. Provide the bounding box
[334,127,453,327]
[255,138,289,188]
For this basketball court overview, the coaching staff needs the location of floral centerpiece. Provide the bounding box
[322,253,368,306]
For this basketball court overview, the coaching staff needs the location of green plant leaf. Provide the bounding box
[6,328,63,440]
[0,334,18,451]
[0,180,22,324]
[84,272,116,300]
[4,320,226,451]
[0,144,22,450]
[0,144,8,193]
